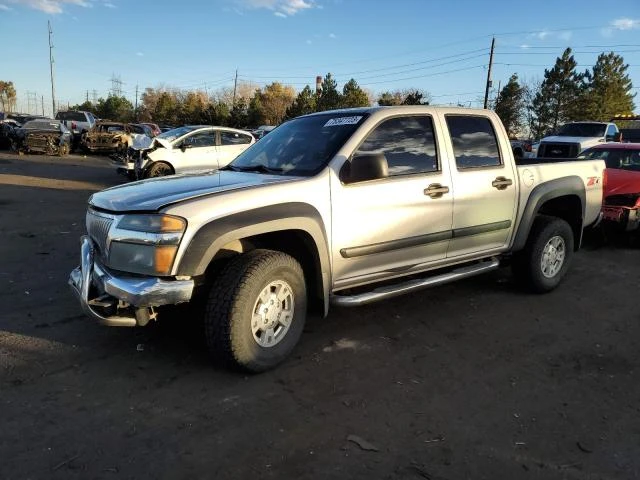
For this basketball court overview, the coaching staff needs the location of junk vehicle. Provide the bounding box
[13,119,72,156]
[69,106,605,372]
[81,122,138,154]
[113,125,255,179]
[55,110,96,151]
[578,143,640,232]
[537,121,620,158]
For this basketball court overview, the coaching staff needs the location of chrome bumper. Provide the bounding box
[69,236,194,327]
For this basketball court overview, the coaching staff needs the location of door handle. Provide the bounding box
[492,176,513,190]
[424,183,450,199]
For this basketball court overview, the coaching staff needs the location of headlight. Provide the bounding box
[108,214,186,276]
[117,214,185,233]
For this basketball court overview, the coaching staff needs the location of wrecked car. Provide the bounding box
[13,119,72,156]
[81,122,136,154]
[578,143,640,231]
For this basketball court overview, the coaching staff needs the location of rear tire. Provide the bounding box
[512,216,574,293]
[144,161,173,178]
[204,249,307,373]
[58,143,69,156]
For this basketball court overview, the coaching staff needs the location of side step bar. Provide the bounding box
[330,257,500,307]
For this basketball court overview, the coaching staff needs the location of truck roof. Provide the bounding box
[302,105,496,118]
[586,142,640,150]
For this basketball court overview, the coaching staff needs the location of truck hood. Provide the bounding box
[605,168,640,197]
[89,171,297,212]
[542,136,603,145]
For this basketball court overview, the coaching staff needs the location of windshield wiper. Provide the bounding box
[225,164,284,174]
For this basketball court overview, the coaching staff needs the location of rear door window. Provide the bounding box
[445,115,502,169]
[220,131,253,145]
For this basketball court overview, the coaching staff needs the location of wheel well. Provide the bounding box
[537,195,583,250]
[205,230,325,313]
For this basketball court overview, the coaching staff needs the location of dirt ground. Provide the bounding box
[0,150,639,480]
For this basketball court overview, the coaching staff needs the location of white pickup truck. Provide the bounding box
[537,121,621,158]
[69,106,605,372]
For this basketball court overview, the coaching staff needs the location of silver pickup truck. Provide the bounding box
[69,106,605,372]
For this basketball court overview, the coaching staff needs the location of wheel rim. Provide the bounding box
[251,280,295,348]
[541,235,566,278]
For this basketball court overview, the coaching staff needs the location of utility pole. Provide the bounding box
[483,37,495,109]
[232,69,238,106]
[41,95,45,116]
[48,20,56,116]
[86,90,89,103]
[134,84,139,121]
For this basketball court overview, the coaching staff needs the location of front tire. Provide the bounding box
[204,249,307,372]
[512,216,574,293]
[144,161,173,178]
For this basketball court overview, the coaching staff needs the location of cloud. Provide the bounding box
[136,52,143,56]
[7,0,90,14]
[558,30,572,41]
[611,17,640,30]
[328,32,336,38]
[274,11,285,17]
[306,39,312,44]
[0,3,11,10]
[536,30,550,40]
[103,1,115,7]
[519,44,530,49]
[237,0,315,17]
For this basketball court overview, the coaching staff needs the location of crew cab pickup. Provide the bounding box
[69,106,605,372]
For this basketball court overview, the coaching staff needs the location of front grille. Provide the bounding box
[538,142,580,158]
[86,210,114,260]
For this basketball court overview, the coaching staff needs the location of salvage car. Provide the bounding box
[114,125,255,178]
[13,119,72,156]
[578,143,640,231]
[81,122,136,154]
[70,106,605,372]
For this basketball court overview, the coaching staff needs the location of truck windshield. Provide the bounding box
[228,113,368,176]
[557,123,606,137]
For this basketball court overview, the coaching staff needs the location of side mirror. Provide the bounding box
[613,132,622,142]
[179,143,192,151]
[345,153,389,183]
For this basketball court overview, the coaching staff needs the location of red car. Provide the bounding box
[579,143,640,231]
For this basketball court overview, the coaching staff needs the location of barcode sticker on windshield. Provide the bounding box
[324,116,363,127]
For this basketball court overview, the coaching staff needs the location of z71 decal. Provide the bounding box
[586,176,601,187]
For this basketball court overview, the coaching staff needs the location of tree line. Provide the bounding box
[3,48,634,135]
[61,73,429,128]
[494,48,635,139]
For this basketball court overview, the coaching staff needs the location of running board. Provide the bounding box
[330,258,500,307]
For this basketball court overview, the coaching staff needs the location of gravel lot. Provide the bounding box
[1,150,639,480]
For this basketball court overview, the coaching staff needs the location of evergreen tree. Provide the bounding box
[402,90,430,105]
[531,48,585,136]
[96,95,135,122]
[228,98,248,128]
[377,91,403,106]
[494,74,525,137]
[341,79,370,108]
[285,85,317,119]
[247,93,266,127]
[316,73,341,111]
[583,52,635,121]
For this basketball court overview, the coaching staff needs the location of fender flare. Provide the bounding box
[512,176,586,252]
[176,203,331,314]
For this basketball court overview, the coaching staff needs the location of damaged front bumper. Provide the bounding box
[68,236,194,326]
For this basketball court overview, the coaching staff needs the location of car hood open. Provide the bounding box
[89,170,296,212]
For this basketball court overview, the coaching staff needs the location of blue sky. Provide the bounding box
[1,0,639,116]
